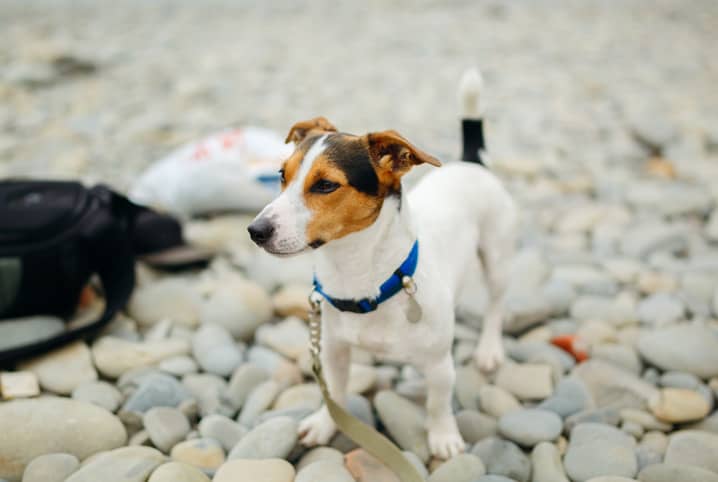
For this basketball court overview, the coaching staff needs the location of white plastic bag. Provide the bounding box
[130,126,293,217]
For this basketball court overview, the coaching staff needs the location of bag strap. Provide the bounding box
[308,294,425,482]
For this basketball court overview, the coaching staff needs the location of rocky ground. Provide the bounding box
[2,0,718,481]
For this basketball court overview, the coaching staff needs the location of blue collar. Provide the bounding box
[312,240,419,314]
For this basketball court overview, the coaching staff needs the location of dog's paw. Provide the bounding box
[427,420,466,460]
[298,408,336,446]
[474,335,505,372]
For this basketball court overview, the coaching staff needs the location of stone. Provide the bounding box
[474,476,517,482]
[0,398,126,480]
[198,414,247,452]
[192,323,243,377]
[0,316,64,352]
[495,363,553,400]
[565,408,621,433]
[620,222,687,259]
[225,363,270,410]
[255,317,310,360]
[143,407,191,453]
[72,381,123,412]
[17,341,97,395]
[182,373,232,417]
[92,337,190,379]
[348,363,378,394]
[637,293,685,325]
[427,454,486,482]
[649,388,710,423]
[21,453,79,482]
[472,437,530,482]
[531,442,570,482]
[158,356,199,377]
[147,462,210,482]
[570,294,638,325]
[65,447,166,482]
[637,324,718,379]
[707,209,718,242]
[272,283,311,319]
[199,278,272,340]
[228,417,298,460]
[586,478,637,482]
[659,371,701,390]
[572,360,658,410]
[498,409,563,447]
[637,463,718,482]
[213,459,295,482]
[295,460,355,482]
[564,423,638,481]
[0,371,39,400]
[273,383,321,412]
[238,380,281,426]
[121,373,191,414]
[374,390,430,462]
[345,449,400,482]
[621,420,644,439]
[620,409,671,432]
[591,343,642,375]
[477,385,521,418]
[246,346,303,387]
[128,278,202,328]
[170,438,225,474]
[537,377,593,417]
[296,446,345,471]
[551,264,617,296]
[664,430,718,473]
[456,410,497,444]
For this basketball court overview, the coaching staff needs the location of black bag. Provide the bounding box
[0,180,137,363]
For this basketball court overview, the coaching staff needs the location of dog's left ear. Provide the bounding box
[285,117,338,144]
[366,130,441,179]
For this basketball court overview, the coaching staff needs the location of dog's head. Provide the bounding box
[248,117,441,256]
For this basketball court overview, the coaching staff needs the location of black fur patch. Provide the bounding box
[309,239,325,249]
[324,136,379,196]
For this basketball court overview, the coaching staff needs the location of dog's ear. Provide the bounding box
[285,117,338,144]
[366,130,441,179]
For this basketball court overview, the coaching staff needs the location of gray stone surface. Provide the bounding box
[564,423,638,481]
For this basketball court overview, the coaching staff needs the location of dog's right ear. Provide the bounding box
[285,117,338,144]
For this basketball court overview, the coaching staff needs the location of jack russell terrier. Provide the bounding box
[248,68,517,459]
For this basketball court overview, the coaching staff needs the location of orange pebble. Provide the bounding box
[551,334,589,363]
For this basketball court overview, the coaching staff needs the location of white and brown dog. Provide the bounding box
[248,69,517,459]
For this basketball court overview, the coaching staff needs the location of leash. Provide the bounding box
[307,291,426,482]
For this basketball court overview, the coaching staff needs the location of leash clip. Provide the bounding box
[401,275,417,295]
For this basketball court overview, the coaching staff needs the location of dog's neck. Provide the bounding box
[313,189,416,300]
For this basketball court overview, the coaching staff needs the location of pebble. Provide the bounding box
[0,371,39,400]
[198,414,247,452]
[498,409,563,447]
[72,380,123,412]
[21,453,80,482]
[659,371,701,390]
[345,448,401,482]
[121,373,192,414]
[348,363,378,394]
[213,459,295,482]
[427,454,486,482]
[192,323,243,377]
[637,463,718,482]
[649,388,710,423]
[296,446,345,471]
[255,317,310,360]
[620,409,671,432]
[456,410,498,444]
[65,447,166,482]
[637,324,718,379]
[495,363,554,400]
[565,407,621,433]
[585,477,638,482]
[374,390,430,462]
[471,437,531,482]
[238,380,281,426]
[572,360,658,410]
[0,398,126,480]
[477,385,522,418]
[538,376,592,417]
[143,407,191,453]
[199,278,273,340]
[170,438,225,474]
[224,363,270,410]
[128,278,202,328]
[147,462,210,482]
[158,356,199,377]
[664,430,718,473]
[92,337,190,379]
[17,341,97,395]
[531,442,570,482]
[0,316,65,352]
[228,417,298,460]
[295,460,355,482]
[182,373,232,417]
[273,383,322,412]
[246,346,303,387]
[570,294,638,325]
[637,293,685,325]
[474,476,517,482]
[591,343,642,375]
[564,423,638,481]
[272,283,311,319]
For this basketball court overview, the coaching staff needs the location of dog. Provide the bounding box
[247,68,517,459]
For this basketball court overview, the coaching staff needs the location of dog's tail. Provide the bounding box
[459,67,486,166]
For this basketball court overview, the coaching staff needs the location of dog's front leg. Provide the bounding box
[298,332,350,446]
[422,354,465,459]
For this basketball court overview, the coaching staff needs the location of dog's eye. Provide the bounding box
[278,168,286,184]
[310,179,340,194]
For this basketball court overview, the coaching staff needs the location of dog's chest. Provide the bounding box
[332,303,415,359]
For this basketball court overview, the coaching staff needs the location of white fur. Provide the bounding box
[253,153,518,459]
[459,67,483,119]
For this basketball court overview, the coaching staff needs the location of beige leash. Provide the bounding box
[307,292,426,482]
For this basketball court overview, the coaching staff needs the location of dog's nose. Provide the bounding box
[247,218,275,245]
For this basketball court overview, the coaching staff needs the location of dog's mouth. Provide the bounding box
[261,245,310,258]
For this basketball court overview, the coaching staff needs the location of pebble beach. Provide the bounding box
[1,1,718,481]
